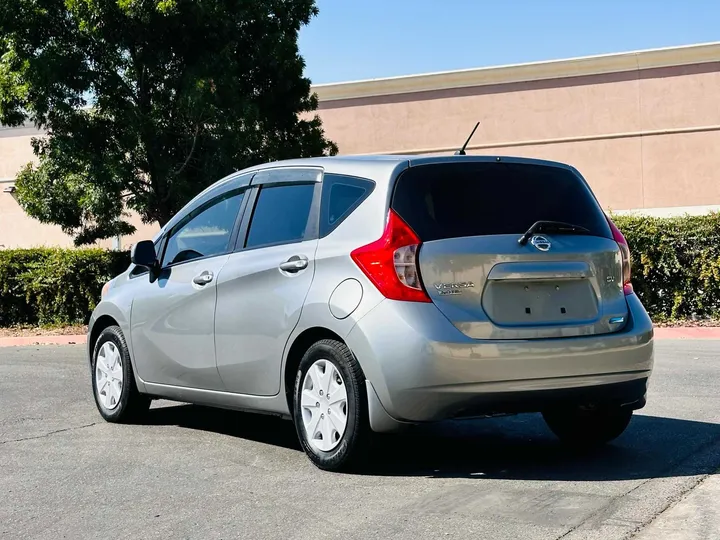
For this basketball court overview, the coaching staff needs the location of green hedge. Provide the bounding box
[1,215,720,326]
[0,248,129,326]
[612,213,720,321]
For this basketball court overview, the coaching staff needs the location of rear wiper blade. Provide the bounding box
[518,220,591,246]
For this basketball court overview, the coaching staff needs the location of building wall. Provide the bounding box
[0,127,157,249]
[0,186,157,250]
[1,43,720,248]
[315,61,720,213]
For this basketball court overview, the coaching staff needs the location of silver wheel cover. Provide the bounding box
[95,341,124,410]
[300,359,349,452]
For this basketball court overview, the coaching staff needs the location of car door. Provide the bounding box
[214,168,321,396]
[130,183,249,390]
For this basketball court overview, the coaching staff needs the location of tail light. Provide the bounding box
[351,210,430,302]
[607,217,633,295]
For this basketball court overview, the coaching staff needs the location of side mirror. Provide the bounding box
[130,240,158,271]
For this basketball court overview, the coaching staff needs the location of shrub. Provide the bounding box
[0,248,129,326]
[613,213,720,321]
[1,215,720,326]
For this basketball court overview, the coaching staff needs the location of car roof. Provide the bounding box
[230,154,576,183]
[156,154,578,241]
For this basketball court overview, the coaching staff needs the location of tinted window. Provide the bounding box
[162,190,244,266]
[245,183,315,248]
[392,162,611,241]
[320,174,375,236]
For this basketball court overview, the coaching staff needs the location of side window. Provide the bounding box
[245,183,315,248]
[320,174,375,237]
[162,190,244,267]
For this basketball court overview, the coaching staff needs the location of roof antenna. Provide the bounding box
[454,122,480,155]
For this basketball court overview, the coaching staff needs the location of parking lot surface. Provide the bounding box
[1,341,719,539]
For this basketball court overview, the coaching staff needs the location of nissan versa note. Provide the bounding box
[88,155,654,471]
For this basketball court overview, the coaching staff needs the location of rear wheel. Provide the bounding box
[543,406,633,448]
[293,339,371,471]
[91,325,150,423]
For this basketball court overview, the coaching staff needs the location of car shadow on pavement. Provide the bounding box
[142,404,720,482]
[366,413,720,481]
[143,403,301,451]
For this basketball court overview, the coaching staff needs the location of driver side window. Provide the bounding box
[161,190,245,267]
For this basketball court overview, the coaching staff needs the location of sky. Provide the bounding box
[299,0,720,84]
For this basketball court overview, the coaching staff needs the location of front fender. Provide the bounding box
[87,299,143,391]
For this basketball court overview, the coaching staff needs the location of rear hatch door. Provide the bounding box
[392,159,627,340]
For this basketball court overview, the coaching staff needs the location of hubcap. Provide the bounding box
[300,359,348,452]
[95,342,123,410]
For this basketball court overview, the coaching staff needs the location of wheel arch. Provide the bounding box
[284,327,346,412]
[88,315,120,364]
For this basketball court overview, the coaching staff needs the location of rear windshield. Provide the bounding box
[391,162,612,242]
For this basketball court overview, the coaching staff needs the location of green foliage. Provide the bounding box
[3,214,720,327]
[0,248,129,326]
[613,213,720,321]
[0,0,337,245]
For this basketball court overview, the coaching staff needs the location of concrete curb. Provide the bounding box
[0,334,87,347]
[1,327,720,348]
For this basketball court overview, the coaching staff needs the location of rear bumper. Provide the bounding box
[346,293,653,430]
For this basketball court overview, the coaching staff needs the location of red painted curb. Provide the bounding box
[0,334,87,348]
[653,327,720,340]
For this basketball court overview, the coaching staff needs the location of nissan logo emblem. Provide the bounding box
[530,235,552,252]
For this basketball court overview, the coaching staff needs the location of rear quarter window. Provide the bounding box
[391,162,611,241]
[320,174,375,237]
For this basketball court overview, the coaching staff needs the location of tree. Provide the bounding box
[0,0,337,245]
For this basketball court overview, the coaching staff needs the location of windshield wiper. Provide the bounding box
[518,220,591,246]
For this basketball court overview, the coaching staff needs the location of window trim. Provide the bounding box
[232,186,259,252]
[250,166,323,186]
[319,174,376,238]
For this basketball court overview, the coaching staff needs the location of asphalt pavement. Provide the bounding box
[1,341,719,540]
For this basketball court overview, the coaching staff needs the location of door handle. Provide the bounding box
[279,256,309,273]
[192,271,214,285]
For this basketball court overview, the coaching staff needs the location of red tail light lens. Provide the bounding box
[351,210,430,302]
[607,217,633,295]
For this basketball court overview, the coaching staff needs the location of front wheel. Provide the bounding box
[91,325,150,423]
[543,406,633,448]
[293,339,371,471]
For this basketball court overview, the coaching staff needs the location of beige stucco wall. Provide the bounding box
[0,189,157,249]
[315,62,720,213]
[0,130,79,249]
[0,188,158,250]
[0,133,36,178]
[0,128,158,249]
[2,44,720,248]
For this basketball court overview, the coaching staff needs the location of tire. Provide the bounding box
[292,339,371,471]
[542,406,633,448]
[91,325,150,423]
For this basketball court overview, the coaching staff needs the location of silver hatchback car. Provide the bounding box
[88,155,654,471]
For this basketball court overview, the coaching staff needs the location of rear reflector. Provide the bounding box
[351,210,430,302]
